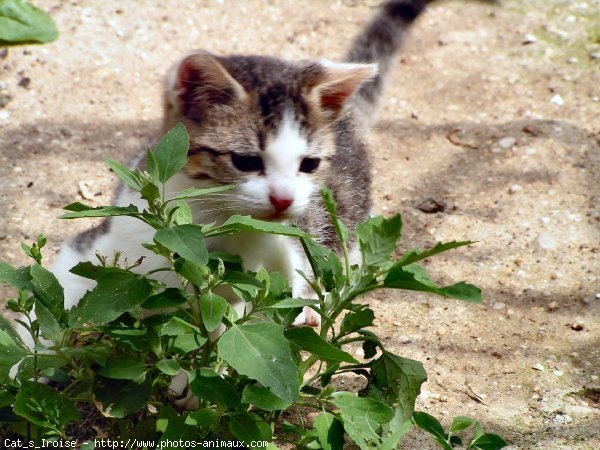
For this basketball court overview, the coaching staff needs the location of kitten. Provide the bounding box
[49,0,430,329]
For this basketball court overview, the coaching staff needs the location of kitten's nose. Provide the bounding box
[269,195,294,213]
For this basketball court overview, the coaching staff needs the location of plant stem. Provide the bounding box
[145,267,173,276]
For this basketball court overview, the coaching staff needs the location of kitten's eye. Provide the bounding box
[299,157,321,174]
[231,153,264,172]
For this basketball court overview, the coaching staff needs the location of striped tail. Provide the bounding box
[346,0,431,120]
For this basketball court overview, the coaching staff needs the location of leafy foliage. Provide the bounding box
[0,124,504,449]
[0,0,58,45]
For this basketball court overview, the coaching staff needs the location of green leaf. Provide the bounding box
[218,323,300,403]
[16,354,68,381]
[62,344,110,366]
[158,410,204,445]
[97,355,147,381]
[339,308,375,336]
[185,408,219,431]
[268,297,319,309]
[155,316,201,337]
[13,381,79,428]
[200,292,228,332]
[189,368,240,410]
[396,241,474,267]
[169,200,193,225]
[0,329,27,381]
[141,182,161,204]
[147,148,159,181]
[93,376,152,418]
[174,259,209,286]
[285,327,358,363]
[0,263,32,290]
[30,263,64,320]
[332,392,394,447]
[451,416,476,434]
[321,188,349,244]
[155,122,189,183]
[300,238,344,292]
[471,433,508,450]
[105,158,143,191]
[473,421,484,440]
[369,352,427,422]
[222,271,264,296]
[167,185,233,202]
[154,225,208,265]
[69,270,152,326]
[69,262,116,280]
[384,263,483,303]
[170,333,206,355]
[143,288,187,309]
[61,203,140,219]
[412,411,451,450]
[34,300,63,343]
[332,392,394,423]
[0,0,58,44]
[314,412,345,450]
[380,419,413,450]
[155,359,181,376]
[229,413,272,444]
[356,215,402,268]
[241,384,291,411]
[206,215,310,238]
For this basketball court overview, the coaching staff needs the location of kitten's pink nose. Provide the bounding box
[269,195,294,213]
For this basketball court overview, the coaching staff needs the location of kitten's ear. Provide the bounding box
[166,51,247,121]
[303,62,378,120]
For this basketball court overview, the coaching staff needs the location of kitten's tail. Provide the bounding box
[346,0,431,120]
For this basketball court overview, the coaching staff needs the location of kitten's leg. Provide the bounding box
[53,242,96,309]
[291,271,322,328]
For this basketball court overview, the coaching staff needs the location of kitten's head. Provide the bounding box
[163,51,376,221]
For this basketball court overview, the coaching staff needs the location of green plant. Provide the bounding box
[0,0,58,45]
[0,124,506,449]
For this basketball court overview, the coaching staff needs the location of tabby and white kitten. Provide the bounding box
[52,0,431,326]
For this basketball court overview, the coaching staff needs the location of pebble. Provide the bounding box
[13,166,23,173]
[493,302,506,310]
[355,348,365,358]
[78,180,95,201]
[507,308,515,317]
[570,321,584,331]
[509,184,523,194]
[0,93,11,108]
[498,137,516,149]
[0,110,10,120]
[553,370,564,377]
[550,94,565,106]
[536,233,558,250]
[532,363,544,371]
[553,413,573,424]
[398,335,412,344]
[522,34,537,45]
[18,77,31,89]
[548,301,559,311]
[595,293,600,300]
[416,198,446,214]
[435,327,447,336]
[523,124,541,136]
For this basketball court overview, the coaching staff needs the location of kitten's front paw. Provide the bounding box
[292,306,321,327]
[169,371,199,410]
